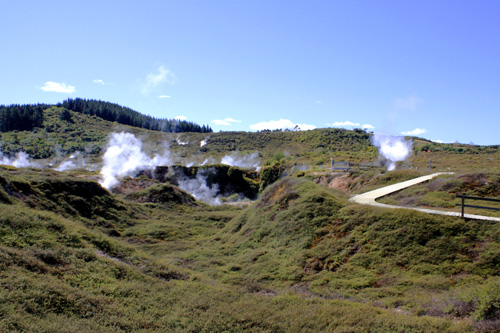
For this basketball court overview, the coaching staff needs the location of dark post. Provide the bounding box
[429,158,431,173]
[461,195,465,218]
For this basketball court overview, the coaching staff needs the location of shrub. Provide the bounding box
[259,164,286,191]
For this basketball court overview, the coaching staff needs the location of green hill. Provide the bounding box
[0,99,212,134]
[1,100,500,331]
[0,103,377,165]
[0,167,485,332]
[0,100,498,175]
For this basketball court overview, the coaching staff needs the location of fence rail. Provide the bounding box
[456,195,500,218]
[330,160,350,172]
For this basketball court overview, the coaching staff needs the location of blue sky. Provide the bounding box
[2,1,499,145]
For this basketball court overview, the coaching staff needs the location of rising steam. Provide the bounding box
[0,150,37,168]
[178,172,221,205]
[0,131,262,205]
[55,151,86,171]
[200,137,209,147]
[201,157,217,166]
[176,135,189,146]
[372,133,412,171]
[99,132,171,189]
[221,151,261,170]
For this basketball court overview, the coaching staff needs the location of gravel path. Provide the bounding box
[349,172,500,222]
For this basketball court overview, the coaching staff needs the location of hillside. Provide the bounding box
[1,100,500,331]
[0,104,377,164]
[2,165,500,331]
[1,101,499,175]
[0,99,212,134]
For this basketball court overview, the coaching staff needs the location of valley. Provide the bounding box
[1,102,500,331]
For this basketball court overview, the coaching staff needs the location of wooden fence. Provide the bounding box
[330,160,349,172]
[456,195,500,218]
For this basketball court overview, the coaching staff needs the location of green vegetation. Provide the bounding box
[0,104,46,132]
[1,169,483,331]
[2,99,500,175]
[0,107,113,158]
[2,99,500,331]
[0,99,211,155]
[59,98,212,133]
[166,165,261,199]
[379,172,500,217]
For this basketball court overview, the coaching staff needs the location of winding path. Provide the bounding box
[349,172,500,222]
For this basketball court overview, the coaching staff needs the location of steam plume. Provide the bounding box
[372,133,412,171]
[201,157,217,166]
[0,150,37,168]
[176,135,189,146]
[200,137,209,147]
[178,173,221,205]
[99,132,171,189]
[55,151,85,171]
[221,151,261,170]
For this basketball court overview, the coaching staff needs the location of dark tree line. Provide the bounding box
[0,104,47,132]
[58,98,212,133]
[0,99,212,133]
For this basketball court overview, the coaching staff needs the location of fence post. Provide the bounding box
[461,195,465,218]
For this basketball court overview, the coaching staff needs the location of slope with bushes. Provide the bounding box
[2,98,500,330]
[144,176,500,330]
[1,99,500,175]
[0,167,474,331]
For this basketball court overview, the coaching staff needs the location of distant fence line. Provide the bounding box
[328,160,421,172]
[331,160,350,172]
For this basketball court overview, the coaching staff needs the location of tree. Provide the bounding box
[60,109,73,122]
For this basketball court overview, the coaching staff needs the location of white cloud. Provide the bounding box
[316,100,322,104]
[212,119,232,126]
[212,118,241,126]
[328,121,359,127]
[296,123,317,131]
[141,66,177,95]
[433,139,444,143]
[250,119,316,131]
[158,95,171,99]
[394,95,423,110]
[327,121,375,130]
[401,128,427,136]
[41,81,75,93]
[175,115,187,121]
[93,79,110,86]
[224,118,241,123]
[93,79,114,86]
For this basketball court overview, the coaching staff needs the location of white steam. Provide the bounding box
[55,152,86,171]
[201,157,217,166]
[178,173,221,205]
[0,150,38,168]
[372,133,412,171]
[99,132,171,189]
[221,151,261,170]
[200,137,209,147]
[176,135,189,146]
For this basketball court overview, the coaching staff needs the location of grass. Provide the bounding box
[0,199,469,332]
[379,172,500,217]
[1,105,500,180]
[3,164,500,330]
[2,108,500,330]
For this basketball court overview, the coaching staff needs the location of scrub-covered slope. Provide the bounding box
[0,168,471,332]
